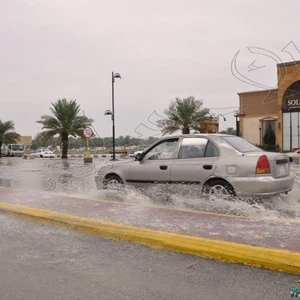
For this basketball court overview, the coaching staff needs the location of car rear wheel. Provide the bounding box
[103,175,123,190]
[202,179,235,200]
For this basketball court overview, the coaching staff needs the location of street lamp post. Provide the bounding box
[215,114,226,122]
[105,72,121,161]
[234,112,239,136]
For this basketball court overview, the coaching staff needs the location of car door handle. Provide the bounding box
[160,165,168,170]
[203,165,212,170]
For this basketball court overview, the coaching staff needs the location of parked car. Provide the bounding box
[32,148,55,158]
[95,134,294,199]
[285,148,300,164]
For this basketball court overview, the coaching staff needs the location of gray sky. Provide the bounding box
[1,0,300,140]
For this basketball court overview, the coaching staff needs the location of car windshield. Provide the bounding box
[11,145,24,151]
[221,136,262,153]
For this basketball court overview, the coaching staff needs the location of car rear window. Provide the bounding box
[221,136,262,153]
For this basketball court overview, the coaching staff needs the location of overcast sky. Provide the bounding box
[1,0,300,140]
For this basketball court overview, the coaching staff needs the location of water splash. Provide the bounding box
[1,157,299,221]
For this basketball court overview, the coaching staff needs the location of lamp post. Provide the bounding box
[215,114,226,122]
[234,113,239,136]
[105,72,121,161]
[206,114,226,133]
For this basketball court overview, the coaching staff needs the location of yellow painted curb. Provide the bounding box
[0,202,300,274]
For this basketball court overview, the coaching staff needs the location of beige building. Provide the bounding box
[237,60,300,151]
[18,136,32,146]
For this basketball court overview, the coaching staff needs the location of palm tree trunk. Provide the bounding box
[0,141,2,158]
[182,127,190,134]
[61,134,69,159]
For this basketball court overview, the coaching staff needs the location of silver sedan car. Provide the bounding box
[95,134,294,198]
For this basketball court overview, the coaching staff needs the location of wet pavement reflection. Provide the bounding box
[0,157,299,221]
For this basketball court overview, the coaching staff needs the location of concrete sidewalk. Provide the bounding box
[0,186,299,274]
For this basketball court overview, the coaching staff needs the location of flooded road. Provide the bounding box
[2,213,298,300]
[0,157,299,221]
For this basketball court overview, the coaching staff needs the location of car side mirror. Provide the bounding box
[135,153,143,161]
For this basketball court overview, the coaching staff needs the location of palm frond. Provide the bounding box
[158,96,210,135]
[36,99,94,148]
[0,120,21,144]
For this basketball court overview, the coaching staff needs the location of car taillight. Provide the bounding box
[256,155,270,174]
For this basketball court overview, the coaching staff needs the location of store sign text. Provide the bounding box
[287,99,300,106]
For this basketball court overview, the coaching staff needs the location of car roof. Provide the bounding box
[159,133,232,140]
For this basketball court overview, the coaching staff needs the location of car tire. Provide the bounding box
[202,179,236,200]
[103,175,123,190]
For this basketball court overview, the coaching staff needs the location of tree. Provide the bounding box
[219,127,236,135]
[36,99,93,158]
[0,120,21,158]
[157,96,210,135]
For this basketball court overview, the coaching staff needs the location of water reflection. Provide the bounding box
[0,158,17,166]
[0,157,99,193]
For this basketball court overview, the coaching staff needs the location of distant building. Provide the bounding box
[237,60,300,151]
[17,136,32,146]
[18,136,32,153]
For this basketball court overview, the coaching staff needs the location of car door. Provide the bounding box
[127,138,179,188]
[170,137,219,184]
[35,149,41,157]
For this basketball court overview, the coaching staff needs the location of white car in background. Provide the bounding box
[32,148,55,158]
[285,148,300,164]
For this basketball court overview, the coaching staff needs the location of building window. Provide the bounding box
[283,112,300,151]
[262,120,275,146]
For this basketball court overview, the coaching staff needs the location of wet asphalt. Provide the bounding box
[1,213,299,300]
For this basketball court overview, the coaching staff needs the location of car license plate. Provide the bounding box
[277,165,287,176]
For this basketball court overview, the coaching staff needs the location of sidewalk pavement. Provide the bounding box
[0,186,299,274]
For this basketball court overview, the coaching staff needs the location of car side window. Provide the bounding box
[143,139,178,160]
[178,138,207,159]
[204,140,219,157]
[177,138,219,159]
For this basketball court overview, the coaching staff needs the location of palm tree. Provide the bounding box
[36,99,93,159]
[0,120,21,158]
[220,127,236,135]
[157,96,210,135]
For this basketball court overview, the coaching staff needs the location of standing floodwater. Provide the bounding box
[0,157,299,221]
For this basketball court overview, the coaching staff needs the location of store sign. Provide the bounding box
[287,99,300,106]
[282,81,300,112]
[283,98,300,111]
[288,99,300,107]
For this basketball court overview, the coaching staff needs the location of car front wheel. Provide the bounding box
[202,179,235,200]
[103,175,123,190]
